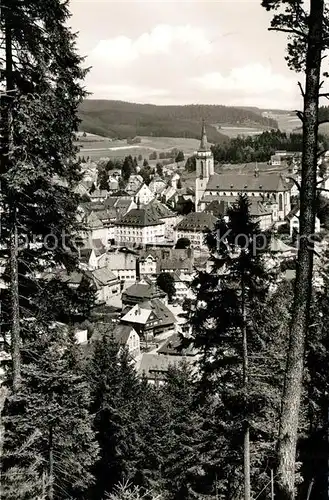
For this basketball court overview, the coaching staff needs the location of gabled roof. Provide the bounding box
[121,303,152,324]
[143,199,175,219]
[206,172,290,192]
[116,207,164,227]
[123,281,166,301]
[90,267,118,286]
[86,211,103,229]
[158,333,197,356]
[142,298,176,326]
[91,239,106,256]
[113,324,137,345]
[122,298,176,327]
[79,248,93,263]
[249,201,273,217]
[137,353,194,379]
[175,212,217,232]
[286,205,300,221]
[204,200,228,217]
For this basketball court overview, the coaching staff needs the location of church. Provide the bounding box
[194,121,292,222]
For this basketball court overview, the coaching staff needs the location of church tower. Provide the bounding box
[195,120,214,212]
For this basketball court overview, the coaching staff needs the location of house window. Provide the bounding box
[278,193,283,211]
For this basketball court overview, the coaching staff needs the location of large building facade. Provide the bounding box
[194,123,291,221]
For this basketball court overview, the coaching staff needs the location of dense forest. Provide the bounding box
[78,100,278,141]
[211,129,329,164]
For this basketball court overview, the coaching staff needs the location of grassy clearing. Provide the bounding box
[75,136,203,160]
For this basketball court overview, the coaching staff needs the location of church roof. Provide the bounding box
[206,172,290,192]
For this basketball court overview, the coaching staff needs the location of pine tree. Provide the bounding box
[88,329,148,499]
[0,1,96,496]
[2,324,99,500]
[186,195,272,499]
[0,0,90,388]
[160,363,209,500]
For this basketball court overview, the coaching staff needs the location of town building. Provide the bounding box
[88,267,121,306]
[149,176,167,198]
[106,248,138,286]
[113,324,141,359]
[174,211,217,250]
[144,199,180,240]
[134,183,155,205]
[122,279,167,306]
[114,205,165,246]
[194,122,292,220]
[121,298,176,339]
[136,353,195,386]
[125,174,144,195]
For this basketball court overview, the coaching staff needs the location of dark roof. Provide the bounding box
[138,353,194,380]
[175,212,217,232]
[159,259,193,272]
[116,207,164,227]
[157,333,197,356]
[144,200,175,219]
[141,298,176,327]
[249,201,273,217]
[206,172,290,192]
[204,200,228,217]
[113,324,136,344]
[122,281,166,301]
[79,248,92,263]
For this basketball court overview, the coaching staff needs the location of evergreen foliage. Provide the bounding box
[2,325,99,499]
[211,130,329,164]
[156,273,176,302]
[88,330,164,499]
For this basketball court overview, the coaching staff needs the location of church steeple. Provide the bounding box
[199,119,208,151]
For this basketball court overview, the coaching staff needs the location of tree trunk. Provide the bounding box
[242,277,250,500]
[9,213,21,391]
[4,15,21,391]
[48,426,54,500]
[276,1,324,498]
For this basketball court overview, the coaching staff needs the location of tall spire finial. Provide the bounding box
[199,119,208,151]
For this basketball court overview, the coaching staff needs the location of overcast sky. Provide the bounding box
[69,0,305,110]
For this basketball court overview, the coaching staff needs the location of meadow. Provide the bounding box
[76,135,203,160]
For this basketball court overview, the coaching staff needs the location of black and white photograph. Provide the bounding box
[0,1,328,499]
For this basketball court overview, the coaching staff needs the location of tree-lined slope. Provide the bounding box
[78,100,278,141]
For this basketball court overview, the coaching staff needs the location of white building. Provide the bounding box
[134,183,155,205]
[115,207,165,246]
[106,249,137,286]
[139,253,158,277]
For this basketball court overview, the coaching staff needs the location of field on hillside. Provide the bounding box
[271,113,300,132]
[217,125,265,138]
[76,136,202,160]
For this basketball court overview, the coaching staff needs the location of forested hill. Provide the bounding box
[78,100,278,142]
